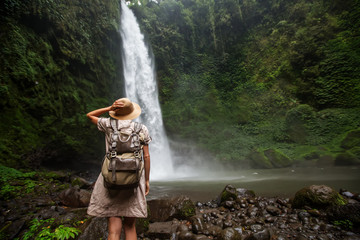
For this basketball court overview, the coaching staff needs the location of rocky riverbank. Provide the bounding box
[0,167,359,240]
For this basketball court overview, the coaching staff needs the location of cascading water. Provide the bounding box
[119,0,174,180]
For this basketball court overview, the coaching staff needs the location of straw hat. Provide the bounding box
[109,98,141,120]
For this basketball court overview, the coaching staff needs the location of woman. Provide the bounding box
[86,98,151,240]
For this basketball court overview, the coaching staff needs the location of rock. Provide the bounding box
[219,227,242,240]
[206,224,223,237]
[341,129,360,149]
[265,206,281,216]
[236,188,256,198]
[178,230,196,240]
[263,149,292,168]
[218,185,238,204]
[71,176,93,189]
[248,150,273,169]
[78,217,108,240]
[292,185,347,209]
[335,152,360,166]
[147,196,196,222]
[147,221,179,239]
[327,203,360,227]
[190,216,206,234]
[5,219,26,240]
[246,228,271,240]
[58,186,91,207]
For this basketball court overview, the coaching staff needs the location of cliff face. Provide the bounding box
[0,0,122,168]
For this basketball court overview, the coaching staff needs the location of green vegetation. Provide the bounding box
[0,0,122,168]
[128,0,360,166]
[0,165,69,200]
[0,0,359,169]
[22,218,81,240]
[333,219,354,230]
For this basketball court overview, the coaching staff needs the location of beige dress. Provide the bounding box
[87,118,151,218]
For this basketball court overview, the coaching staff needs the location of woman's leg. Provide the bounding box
[108,217,122,240]
[123,217,137,240]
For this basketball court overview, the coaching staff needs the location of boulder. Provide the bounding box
[236,188,256,199]
[218,185,237,204]
[248,151,273,169]
[58,186,91,207]
[264,149,292,168]
[248,149,292,169]
[341,129,360,150]
[147,196,195,222]
[71,176,93,189]
[327,203,360,227]
[147,221,179,239]
[292,185,347,209]
[78,217,108,240]
[190,215,206,234]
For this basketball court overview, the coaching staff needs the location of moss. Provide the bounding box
[341,129,360,150]
[179,200,196,218]
[264,149,292,168]
[248,150,273,169]
[292,185,347,209]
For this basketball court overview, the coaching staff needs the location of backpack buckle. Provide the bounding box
[111,151,117,158]
[134,151,141,158]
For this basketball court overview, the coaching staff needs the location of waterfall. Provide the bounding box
[119,0,174,180]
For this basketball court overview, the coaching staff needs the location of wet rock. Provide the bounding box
[71,176,93,189]
[178,230,196,240]
[236,188,256,199]
[147,221,179,239]
[147,196,196,222]
[250,224,263,232]
[265,206,281,216]
[190,216,206,234]
[327,203,360,226]
[219,185,238,204]
[194,234,211,240]
[58,186,91,207]
[206,224,223,237]
[5,219,25,240]
[246,228,271,240]
[78,217,107,240]
[219,227,242,240]
[292,185,347,209]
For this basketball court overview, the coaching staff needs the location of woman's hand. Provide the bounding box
[111,99,125,111]
[145,180,150,196]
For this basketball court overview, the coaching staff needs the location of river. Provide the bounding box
[147,166,360,202]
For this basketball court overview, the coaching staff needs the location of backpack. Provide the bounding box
[101,119,144,189]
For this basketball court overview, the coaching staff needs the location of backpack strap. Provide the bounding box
[110,119,118,182]
[132,122,143,159]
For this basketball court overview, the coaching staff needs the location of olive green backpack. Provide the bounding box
[101,119,144,189]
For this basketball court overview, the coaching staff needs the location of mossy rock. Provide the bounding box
[248,150,273,169]
[218,184,238,204]
[335,152,360,166]
[341,129,360,149]
[264,149,292,168]
[292,185,347,209]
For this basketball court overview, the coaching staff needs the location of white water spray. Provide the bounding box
[119,0,173,180]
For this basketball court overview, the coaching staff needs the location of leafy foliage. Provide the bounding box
[128,0,360,165]
[22,218,81,240]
